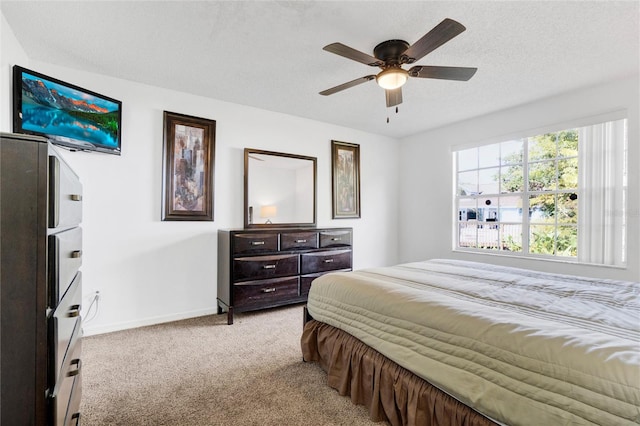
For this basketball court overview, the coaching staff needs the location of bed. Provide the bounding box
[301,259,640,426]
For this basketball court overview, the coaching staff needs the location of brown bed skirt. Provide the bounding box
[301,320,498,426]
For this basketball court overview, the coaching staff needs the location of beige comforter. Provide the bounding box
[306,259,640,425]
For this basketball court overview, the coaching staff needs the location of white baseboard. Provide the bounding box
[81,307,219,336]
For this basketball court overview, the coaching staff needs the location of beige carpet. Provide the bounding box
[80,305,381,425]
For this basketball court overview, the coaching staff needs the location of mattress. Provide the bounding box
[306,259,640,426]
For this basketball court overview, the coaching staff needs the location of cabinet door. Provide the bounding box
[300,249,352,274]
[233,254,299,281]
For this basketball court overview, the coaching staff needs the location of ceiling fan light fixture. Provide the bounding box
[376,67,408,90]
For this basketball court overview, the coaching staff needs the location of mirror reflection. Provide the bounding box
[244,149,316,227]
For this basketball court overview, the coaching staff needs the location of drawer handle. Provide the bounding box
[68,304,81,318]
[331,237,342,241]
[71,412,81,426]
[324,259,334,263]
[251,241,265,246]
[263,265,276,269]
[295,239,307,243]
[68,358,82,377]
[262,287,277,293]
[71,250,82,259]
[70,194,82,201]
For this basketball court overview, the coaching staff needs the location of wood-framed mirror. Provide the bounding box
[244,148,317,228]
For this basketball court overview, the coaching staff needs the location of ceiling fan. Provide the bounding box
[319,18,477,109]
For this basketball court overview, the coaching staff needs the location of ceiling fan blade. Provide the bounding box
[319,75,376,96]
[408,65,477,81]
[323,43,383,67]
[385,88,403,107]
[403,18,466,63]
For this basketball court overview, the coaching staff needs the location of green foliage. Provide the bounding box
[528,132,578,258]
[503,234,522,252]
[529,226,577,257]
[530,226,556,255]
[501,165,523,193]
[68,110,119,138]
[498,130,579,257]
[558,158,578,189]
[528,160,556,191]
[556,227,578,257]
[557,130,579,157]
[527,131,578,219]
[557,194,578,224]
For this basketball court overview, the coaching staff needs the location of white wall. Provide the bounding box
[0,12,27,131]
[1,12,400,335]
[399,76,640,282]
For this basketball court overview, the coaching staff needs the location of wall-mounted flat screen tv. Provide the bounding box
[13,65,122,155]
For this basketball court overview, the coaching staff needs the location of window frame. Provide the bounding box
[452,114,627,266]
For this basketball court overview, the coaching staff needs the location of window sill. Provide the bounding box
[451,248,627,270]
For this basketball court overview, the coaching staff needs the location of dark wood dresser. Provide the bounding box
[1,133,83,425]
[217,227,352,324]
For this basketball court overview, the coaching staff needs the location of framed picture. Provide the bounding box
[162,111,216,221]
[331,140,361,219]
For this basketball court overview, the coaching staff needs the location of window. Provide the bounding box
[454,118,627,266]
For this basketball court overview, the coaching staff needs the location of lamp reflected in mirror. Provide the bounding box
[260,205,277,224]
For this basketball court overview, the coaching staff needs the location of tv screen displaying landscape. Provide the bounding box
[13,66,122,155]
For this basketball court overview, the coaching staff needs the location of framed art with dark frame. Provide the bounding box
[162,111,216,221]
[331,140,361,219]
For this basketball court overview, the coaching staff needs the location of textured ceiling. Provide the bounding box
[1,1,638,138]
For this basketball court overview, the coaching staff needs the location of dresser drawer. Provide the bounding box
[301,249,352,274]
[300,273,321,297]
[234,276,300,307]
[233,233,278,254]
[301,270,351,296]
[319,230,352,247]
[233,254,299,281]
[51,272,82,387]
[280,231,318,251]
[65,373,82,426]
[49,155,83,230]
[48,227,83,309]
[50,321,81,396]
[52,338,82,426]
